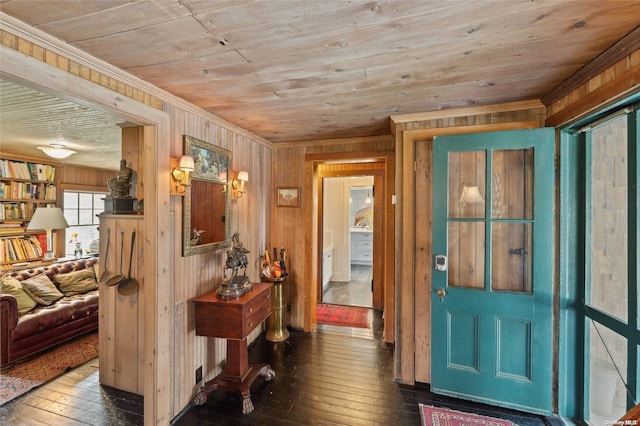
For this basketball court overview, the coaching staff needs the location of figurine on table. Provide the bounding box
[216,232,253,299]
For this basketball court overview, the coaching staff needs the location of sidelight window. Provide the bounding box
[561,102,639,423]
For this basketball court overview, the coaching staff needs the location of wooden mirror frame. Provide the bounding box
[183,135,232,256]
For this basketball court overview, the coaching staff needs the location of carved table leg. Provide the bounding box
[191,336,276,413]
[259,364,276,381]
[192,386,208,406]
[191,363,276,413]
[192,379,220,406]
[241,395,254,414]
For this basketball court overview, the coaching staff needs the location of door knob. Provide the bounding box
[437,288,446,301]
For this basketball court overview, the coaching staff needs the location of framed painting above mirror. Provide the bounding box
[183,135,232,256]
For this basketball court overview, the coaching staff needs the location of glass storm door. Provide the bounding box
[431,128,555,414]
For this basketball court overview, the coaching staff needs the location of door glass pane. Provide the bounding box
[589,116,628,322]
[492,223,532,293]
[492,148,534,219]
[588,320,627,424]
[449,151,485,219]
[448,222,485,289]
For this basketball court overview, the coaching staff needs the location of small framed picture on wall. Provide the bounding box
[276,186,301,208]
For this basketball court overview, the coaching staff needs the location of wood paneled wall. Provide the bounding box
[58,164,113,190]
[271,145,307,330]
[4,20,274,420]
[164,103,272,415]
[272,136,395,334]
[8,11,636,422]
[99,214,145,395]
[545,49,640,127]
[391,101,547,386]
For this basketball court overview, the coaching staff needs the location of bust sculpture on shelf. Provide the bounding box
[104,159,137,214]
[216,232,253,300]
[107,159,133,198]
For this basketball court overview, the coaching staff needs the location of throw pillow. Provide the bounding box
[21,273,64,305]
[55,266,99,296]
[1,275,38,315]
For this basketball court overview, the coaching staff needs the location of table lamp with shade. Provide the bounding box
[26,205,69,260]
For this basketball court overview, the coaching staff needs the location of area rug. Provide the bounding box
[317,303,370,328]
[0,332,98,406]
[420,404,515,426]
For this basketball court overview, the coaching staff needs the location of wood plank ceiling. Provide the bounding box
[1,0,639,156]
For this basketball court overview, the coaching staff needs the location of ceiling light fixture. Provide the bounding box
[37,144,76,159]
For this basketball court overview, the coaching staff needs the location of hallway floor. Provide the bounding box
[322,264,372,307]
[0,311,561,425]
[176,310,556,425]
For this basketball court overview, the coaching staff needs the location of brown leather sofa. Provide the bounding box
[0,258,99,371]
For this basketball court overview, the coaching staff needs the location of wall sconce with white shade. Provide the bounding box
[459,185,484,206]
[231,171,249,199]
[37,144,76,159]
[170,155,195,195]
[26,205,69,260]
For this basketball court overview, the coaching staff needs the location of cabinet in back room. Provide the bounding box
[349,185,373,265]
[350,230,372,265]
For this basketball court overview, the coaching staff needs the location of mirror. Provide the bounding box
[183,135,232,256]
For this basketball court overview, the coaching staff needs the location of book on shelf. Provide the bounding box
[34,232,47,253]
[0,235,43,263]
[0,226,26,234]
[0,159,55,182]
[2,202,35,221]
[0,222,24,227]
[0,181,56,201]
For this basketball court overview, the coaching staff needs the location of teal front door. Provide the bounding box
[431,128,554,414]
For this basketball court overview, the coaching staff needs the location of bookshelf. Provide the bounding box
[0,157,57,267]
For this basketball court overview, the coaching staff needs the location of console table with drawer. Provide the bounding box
[192,282,274,414]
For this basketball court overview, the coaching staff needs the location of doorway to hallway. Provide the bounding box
[321,176,374,308]
[310,156,393,343]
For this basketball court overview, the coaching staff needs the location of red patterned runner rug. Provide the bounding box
[317,303,370,328]
[0,332,98,406]
[420,404,515,426]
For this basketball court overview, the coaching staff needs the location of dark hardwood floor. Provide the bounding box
[0,358,144,425]
[1,311,560,425]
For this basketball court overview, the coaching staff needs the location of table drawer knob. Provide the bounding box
[249,307,253,313]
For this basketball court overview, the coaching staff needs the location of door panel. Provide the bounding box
[497,318,532,380]
[448,312,480,371]
[431,128,554,414]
